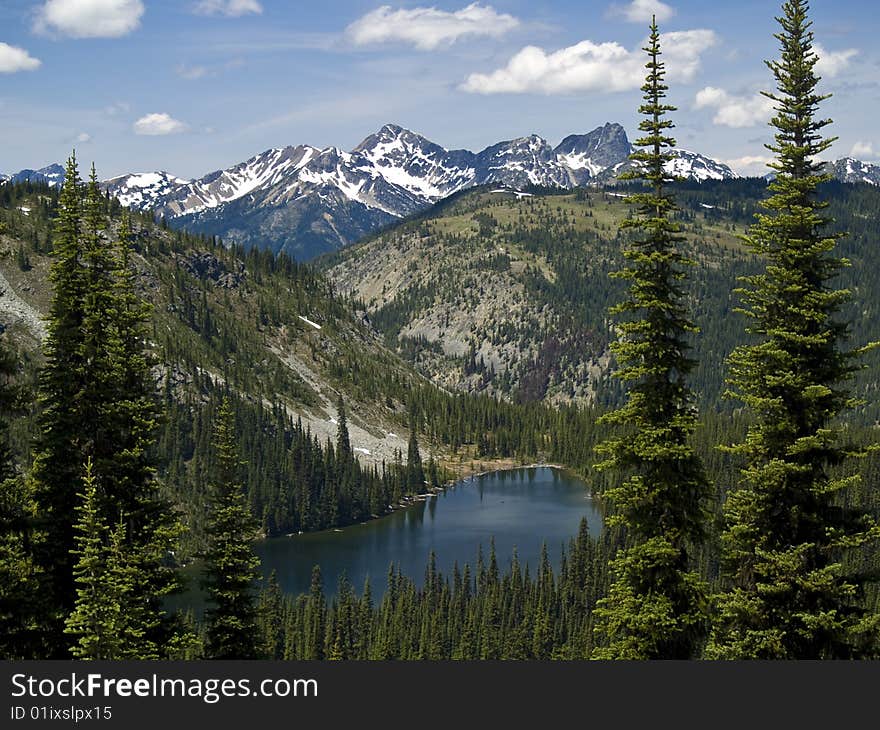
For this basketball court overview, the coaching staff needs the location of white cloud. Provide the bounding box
[35,0,144,38]
[0,43,41,73]
[813,43,857,79]
[613,0,675,24]
[462,29,716,95]
[850,141,875,159]
[694,86,775,128]
[347,3,520,51]
[133,113,188,136]
[75,132,92,144]
[177,64,210,80]
[723,155,774,177]
[193,0,263,17]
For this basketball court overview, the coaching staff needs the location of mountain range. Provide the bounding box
[5,123,880,260]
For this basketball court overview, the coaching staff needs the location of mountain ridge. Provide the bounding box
[8,124,880,259]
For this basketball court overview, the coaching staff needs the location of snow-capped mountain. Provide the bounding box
[8,163,66,187]
[664,149,738,182]
[555,122,634,183]
[822,157,880,186]
[104,171,192,210]
[352,124,476,199]
[8,126,880,260]
[476,134,576,189]
[93,122,743,259]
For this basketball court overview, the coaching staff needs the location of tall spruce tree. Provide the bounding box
[202,398,261,659]
[64,460,119,660]
[105,213,180,655]
[305,565,326,660]
[406,424,425,493]
[30,154,87,654]
[591,19,710,659]
[335,395,351,461]
[63,460,150,659]
[710,0,880,659]
[31,159,177,656]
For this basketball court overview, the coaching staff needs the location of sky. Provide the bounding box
[0,0,877,179]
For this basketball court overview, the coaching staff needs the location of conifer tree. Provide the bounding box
[336,396,351,461]
[202,398,261,659]
[65,458,153,660]
[30,154,87,653]
[0,334,41,658]
[0,337,19,484]
[0,475,41,659]
[592,19,710,659]
[710,0,880,659]
[259,570,285,659]
[305,565,327,660]
[32,160,177,656]
[64,460,123,660]
[105,213,179,653]
[406,425,425,493]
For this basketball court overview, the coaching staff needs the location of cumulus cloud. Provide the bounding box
[133,113,188,136]
[193,0,263,17]
[35,0,144,38]
[723,154,774,177]
[813,43,858,78]
[694,86,775,128]
[462,29,716,95]
[0,43,41,73]
[612,0,675,24]
[850,141,875,159]
[75,132,92,143]
[347,3,519,51]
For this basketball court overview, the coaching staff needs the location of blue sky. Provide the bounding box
[0,0,876,179]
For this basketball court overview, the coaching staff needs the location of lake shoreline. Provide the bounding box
[168,466,602,611]
[280,461,577,540]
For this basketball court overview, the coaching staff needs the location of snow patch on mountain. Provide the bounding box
[8,164,66,188]
[104,171,191,209]
[823,157,880,186]
[664,149,734,181]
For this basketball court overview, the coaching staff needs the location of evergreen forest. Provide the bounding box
[0,0,877,660]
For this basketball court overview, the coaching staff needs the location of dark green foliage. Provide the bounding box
[258,570,285,659]
[304,566,327,660]
[28,157,178,657]
[0,329,41,657]
[0,474,41,659]
[0,327,42,659]
[29,156,88,652]
[202,398,261,659]
[2,80,877,657]
[64,460,148,659]
[710,0,880,659]
[253,518,609,660]
[592,20,710,659]
[406,421,425,492]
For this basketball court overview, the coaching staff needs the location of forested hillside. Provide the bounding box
[0,179,596,560]
[323,179,880,421]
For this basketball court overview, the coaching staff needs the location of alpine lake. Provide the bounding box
[172,466,602,608]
